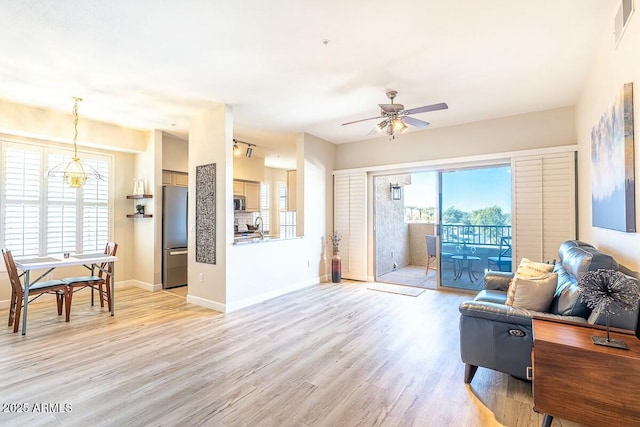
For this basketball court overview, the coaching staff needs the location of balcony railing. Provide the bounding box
[441,224,511,246]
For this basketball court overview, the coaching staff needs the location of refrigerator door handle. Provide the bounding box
[169,250,188,256]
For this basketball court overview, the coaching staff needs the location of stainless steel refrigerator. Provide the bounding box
[162,186,188,288]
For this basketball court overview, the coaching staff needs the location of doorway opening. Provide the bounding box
[374,171,438,289]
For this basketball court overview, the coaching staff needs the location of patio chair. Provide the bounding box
[2,248,70,333]
[425,235,451,273]
[487,236,512,272]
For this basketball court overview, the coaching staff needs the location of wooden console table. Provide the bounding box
[532,318,640,426]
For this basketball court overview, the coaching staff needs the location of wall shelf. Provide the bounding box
[127,194,153,218]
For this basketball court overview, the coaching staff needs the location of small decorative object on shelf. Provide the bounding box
[330,231,342,283]
[579,269,640,349]
[133,178,146,195]
[136,204,145,214]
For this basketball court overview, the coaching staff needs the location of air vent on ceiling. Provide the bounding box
[614,0,635,46]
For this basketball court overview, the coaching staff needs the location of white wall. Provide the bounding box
[335,106,576,170]
[131,130,162,289]
[162,134,188,172]
[575,4,640,272]
[186,105,233,311]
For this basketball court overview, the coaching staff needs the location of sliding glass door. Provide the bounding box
[439,165,512,291]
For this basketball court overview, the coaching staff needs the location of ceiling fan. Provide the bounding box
[341,90,448,138]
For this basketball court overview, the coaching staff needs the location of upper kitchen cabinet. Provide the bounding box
[162,170,188,187]
[234,155,265,182]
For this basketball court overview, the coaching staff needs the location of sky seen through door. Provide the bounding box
[404,167,512,217]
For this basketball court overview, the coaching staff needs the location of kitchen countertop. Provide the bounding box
[233,233,300,245]
[233,232,273,244]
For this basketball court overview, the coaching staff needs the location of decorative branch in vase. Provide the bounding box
[330,231,342,283]
[330,231,342,255]
[579,269,640,349]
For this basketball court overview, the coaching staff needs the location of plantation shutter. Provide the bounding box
[46,153,78,254]
[334,172,367,281]
[4,147,41,257]
[512,151,576,264]
[82,157,110,253]
[2,140,111,260]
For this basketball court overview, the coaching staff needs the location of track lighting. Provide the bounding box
[233,139,257,158]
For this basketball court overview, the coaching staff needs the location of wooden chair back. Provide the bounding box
[2,249,23,299]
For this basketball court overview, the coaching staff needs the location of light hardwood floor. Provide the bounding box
[0,282,586,427]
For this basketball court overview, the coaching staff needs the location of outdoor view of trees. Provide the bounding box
[404,205,511,226]
[404,206,435,222]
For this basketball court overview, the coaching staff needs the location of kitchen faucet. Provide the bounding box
[255,216,264,239]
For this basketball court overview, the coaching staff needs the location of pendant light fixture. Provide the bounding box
[48,97,104,188]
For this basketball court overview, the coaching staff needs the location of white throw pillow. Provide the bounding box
[507,273,558,312]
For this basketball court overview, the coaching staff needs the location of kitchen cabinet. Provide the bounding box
[162,170,188,187]
[244,182,260,211]
[233,180,245,195]
[234,180,260,211]
[287,170,297,211]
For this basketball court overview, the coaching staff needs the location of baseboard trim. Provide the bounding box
[186,294,226,313]
[117,279,162,291]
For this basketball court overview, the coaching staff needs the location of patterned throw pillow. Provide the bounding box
[506,258,555,305]
[516,258,555,277]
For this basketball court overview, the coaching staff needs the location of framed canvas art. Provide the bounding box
[591,82,635,232]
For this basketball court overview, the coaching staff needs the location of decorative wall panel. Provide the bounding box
[196,163,216,264]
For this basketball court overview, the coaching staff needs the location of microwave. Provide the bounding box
[234,195,246,212]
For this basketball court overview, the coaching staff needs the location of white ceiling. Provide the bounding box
[0,0,618,168]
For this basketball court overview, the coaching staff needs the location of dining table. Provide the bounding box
[13,253,118,335]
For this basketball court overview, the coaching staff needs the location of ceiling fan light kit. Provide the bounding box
[342,89,448,140]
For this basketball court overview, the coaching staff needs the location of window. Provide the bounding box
[278,182,296,238]
[1,140,111,258]
[259,181,270,234]
[279,182,287,211]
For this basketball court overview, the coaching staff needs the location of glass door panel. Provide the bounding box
[439,165,512,291]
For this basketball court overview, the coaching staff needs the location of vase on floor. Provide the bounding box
[332,253,342,283]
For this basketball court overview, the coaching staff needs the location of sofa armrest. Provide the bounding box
[483,271,514,292]
[459,300,589,327]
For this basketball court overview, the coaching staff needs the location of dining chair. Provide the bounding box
[2,248,70,333]
[63,242,118,319]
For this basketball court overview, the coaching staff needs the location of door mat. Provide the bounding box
[367,283,425,297]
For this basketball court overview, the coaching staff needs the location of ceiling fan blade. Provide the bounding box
[404,102,448,115]
[403,116,430,128]
[378,103,404,114]
[341,115,383,126]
